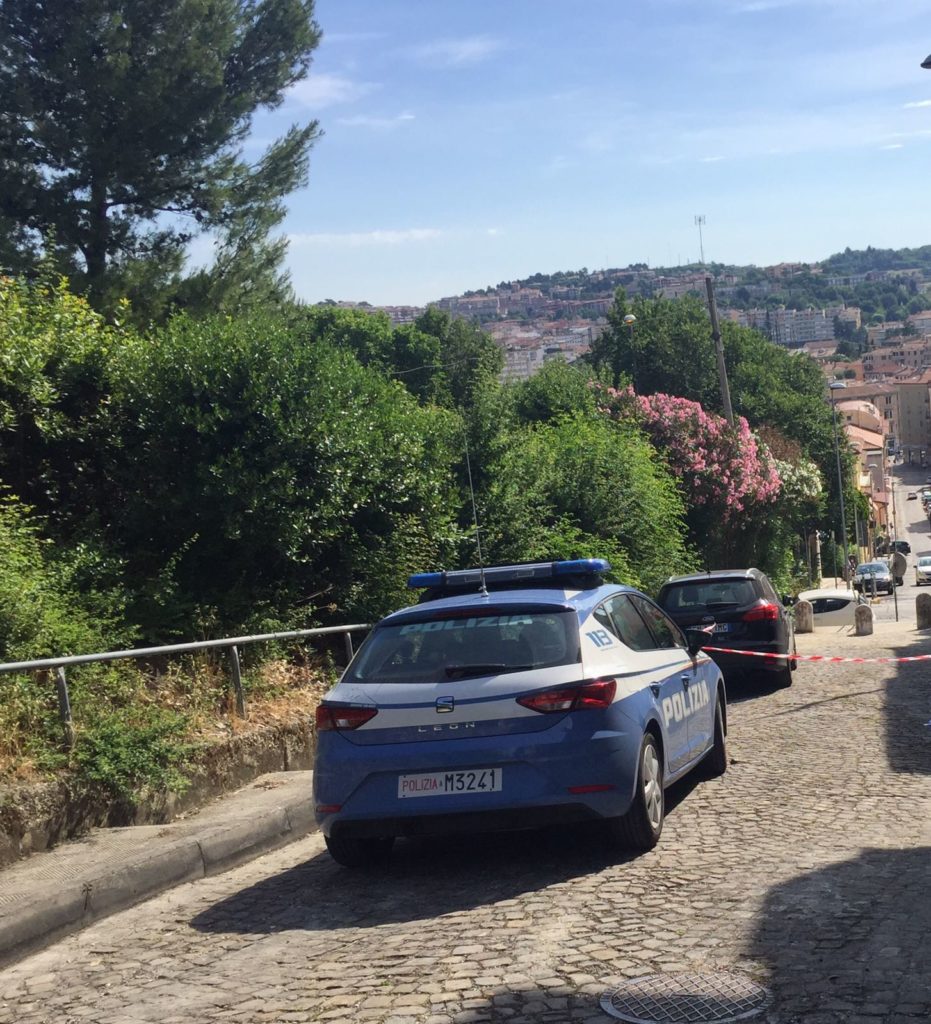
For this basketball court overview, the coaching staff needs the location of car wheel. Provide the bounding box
[775,662,792,688]
[608,732,664,852]
[704,699,727,777]
[325,834,395,868]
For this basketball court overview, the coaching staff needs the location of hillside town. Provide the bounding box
[327,258,931,563]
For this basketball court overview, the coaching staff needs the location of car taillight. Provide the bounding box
[743,601,780,622]
[517,679,616,714]
[315,704,378,731]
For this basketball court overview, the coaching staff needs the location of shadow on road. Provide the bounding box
[191,773,703,936]
[749,846,931,1019]
[886,645,931,774]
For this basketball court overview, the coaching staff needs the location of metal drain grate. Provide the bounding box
[600,971,770,1024]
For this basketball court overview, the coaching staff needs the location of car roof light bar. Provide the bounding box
[407,559,611,590]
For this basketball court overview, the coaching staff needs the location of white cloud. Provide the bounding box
[411,35,504,68]
[290,228,443,248]
[903,99,931,108]
[287,72,377,110]
[880,143,905,149]
[700,155,726,163]
[336,112,416,130]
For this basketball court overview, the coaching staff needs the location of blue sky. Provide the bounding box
[244,0,931,306]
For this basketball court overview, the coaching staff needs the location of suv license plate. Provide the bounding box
[712,623,733,633]
[398,768,503,799]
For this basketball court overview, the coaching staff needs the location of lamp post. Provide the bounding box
[623,313,637,389]
[704,276,734,425]
[868,459,898,619]
[829,381,851,588]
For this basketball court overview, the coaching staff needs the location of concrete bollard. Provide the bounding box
[794,600,813,634]
[854,603,874,636]
[917,592,931,630]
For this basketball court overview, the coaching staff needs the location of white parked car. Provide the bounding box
[797,588,866,627]
[916,556,931,586]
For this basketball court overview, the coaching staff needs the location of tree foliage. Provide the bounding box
[480,413,696,593]
[0,0,321,316]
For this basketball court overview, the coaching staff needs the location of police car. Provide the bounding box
[313,559,727,867]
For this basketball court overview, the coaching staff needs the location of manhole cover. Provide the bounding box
[600,971,770,1024]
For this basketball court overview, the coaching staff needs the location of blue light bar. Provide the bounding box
[407,559,611,589]
[552,558,611,576]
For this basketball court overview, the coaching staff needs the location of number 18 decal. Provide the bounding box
[586,629,614,648]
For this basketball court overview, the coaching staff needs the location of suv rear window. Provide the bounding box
[661,578,758,611]
[345,609,580,683]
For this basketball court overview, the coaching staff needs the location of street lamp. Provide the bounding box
[623,313,637,389]
[829,381,851,588]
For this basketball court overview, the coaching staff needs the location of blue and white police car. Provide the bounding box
[313,559,727,867]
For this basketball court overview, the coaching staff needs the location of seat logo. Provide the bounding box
[436,696,455,713]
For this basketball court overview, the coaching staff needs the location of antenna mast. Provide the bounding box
[694,214,706,264]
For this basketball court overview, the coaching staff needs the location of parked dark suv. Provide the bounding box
[656,569,796,687]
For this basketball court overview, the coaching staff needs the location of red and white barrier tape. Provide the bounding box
[702,645,931,665]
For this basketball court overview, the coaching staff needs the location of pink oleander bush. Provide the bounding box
[597,385,783,522]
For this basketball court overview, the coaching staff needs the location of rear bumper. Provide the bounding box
[330,803,601,839]
[313,722,644,838]
[706,641,790,675]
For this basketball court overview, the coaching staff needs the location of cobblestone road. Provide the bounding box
[1,631,929,1024]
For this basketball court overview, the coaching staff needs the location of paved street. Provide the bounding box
[0,621,929,1024]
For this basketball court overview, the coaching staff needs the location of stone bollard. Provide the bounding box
[854,603,874,636]
[917,592,931,630]
[794,600,813,634]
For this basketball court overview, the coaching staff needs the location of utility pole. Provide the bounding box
[694,215,706,265]
[705,275,734,425]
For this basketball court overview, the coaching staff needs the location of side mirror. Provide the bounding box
[685,626,712,657]
[782,594,795,607]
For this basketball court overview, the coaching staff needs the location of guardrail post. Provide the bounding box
[55,667,76,750]
[343,631,355,664]
[229,645,247,718]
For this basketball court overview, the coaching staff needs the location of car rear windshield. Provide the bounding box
[345,609,581,684]
[661,578,758,611]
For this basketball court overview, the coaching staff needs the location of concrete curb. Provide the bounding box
[0,772,317,968]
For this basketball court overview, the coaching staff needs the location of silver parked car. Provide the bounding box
[916,556,931,586]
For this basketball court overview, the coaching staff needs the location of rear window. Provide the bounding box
[345,610,580,684]
[660,578,758,611]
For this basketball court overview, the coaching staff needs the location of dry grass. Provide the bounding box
[0,652,339,784]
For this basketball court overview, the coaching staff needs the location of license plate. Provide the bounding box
[712,623,733,634]
[398,768,503,799]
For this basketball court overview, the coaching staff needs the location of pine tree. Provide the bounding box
[0,0,321,316]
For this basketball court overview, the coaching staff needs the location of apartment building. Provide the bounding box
[830,382,900,442]
[891,369,931,452]
[863,338,931,374]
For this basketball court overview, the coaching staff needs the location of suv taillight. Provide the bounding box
[315,704,378,731]
[743,601,779,622]
[517,679,616,714]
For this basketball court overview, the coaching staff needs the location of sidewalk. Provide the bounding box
[0,770,315,967]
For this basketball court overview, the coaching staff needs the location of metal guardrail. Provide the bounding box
[0,624,372,750]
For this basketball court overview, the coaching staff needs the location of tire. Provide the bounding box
[704,700,728,777]
[608,732,664,852]
[325,834,395,868]
[775,663,793,688]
